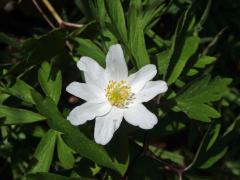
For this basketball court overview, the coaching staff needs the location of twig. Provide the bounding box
[41,0,83,28]
[32,0,81,52]
[41,0,62,25]
[144,124,213,179]
[183,124,212,171]
[146,150,183,179]
[178,171,183,180]
[32,0,55,28]
[61,21,83,29]
[203,27,227,55]
[17,65,36,79]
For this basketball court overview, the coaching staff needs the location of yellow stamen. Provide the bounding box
[105,80,132,108]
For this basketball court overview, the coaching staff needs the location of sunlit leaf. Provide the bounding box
[128,0,150,68]
[27,172,84,180]
[74,38,105,66]
[31,91,124,174]
[0,105,45,125]
[38,61,62,104]
[57,134,75,169]
[106,0,128,43]
[0,78,37,104]
[30,129,58,173]
[175,75,231,121]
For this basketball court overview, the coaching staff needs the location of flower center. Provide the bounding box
[105,80,132,108]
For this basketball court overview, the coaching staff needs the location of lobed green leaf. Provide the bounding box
[38,62,62,104]
[166,36,200,84]
[0,78,37,104]
[27,172,84,180]
[22,29,66,64]
[31,91,124,175]
[105,0,128,44]
[175,75,231,121]
[74,38,105,66]
[0,105,45,125]
[57,134,75,169]
[30,129,58,173]
[128,0,150,68]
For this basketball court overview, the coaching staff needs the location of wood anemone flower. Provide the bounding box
[66,44,168,145]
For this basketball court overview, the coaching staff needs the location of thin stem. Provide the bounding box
[41,0,62,25]
[61,21,83,28]
[146,150,184,179]
[146,150,180,169]
[178,171,183,180]
[17,65,36,79]
[32,0,55,28]
[203,27,227,55]
[183,124,212,171]
[41,0,83,28]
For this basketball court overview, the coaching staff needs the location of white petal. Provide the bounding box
[94,107,123,145]
[124,103,158,129]
[127,64,157,93]
[67,102,111,126]
[66,82,105,103]
[135,80,168,102]
[106,44,128,81]
[77,56,108,88]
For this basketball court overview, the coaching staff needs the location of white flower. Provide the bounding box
[66,44,168,145]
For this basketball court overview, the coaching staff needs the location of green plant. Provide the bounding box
[0,0,239,179]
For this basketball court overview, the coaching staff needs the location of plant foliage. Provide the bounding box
[0,0,239,179]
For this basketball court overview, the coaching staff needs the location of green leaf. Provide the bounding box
[0,78,37,104]
[194,55,216,68]
[0,105,45,125]
[187,68,199,76]
[106,0,128,43]
[198,146,228,169]
[74,38,105,66]
[27,172,83,180]
[141,0,165,31]
[0,92,9,103]
[167,36,200,84]
[94,0,106,28]
[0,32,20,49]
[30,129,58,173]
[177,102,220,122]
[206,123,221,150]
[157,50,169,75]
[178,76,232,103]
[94,0,117,47]
[128,0,150,68]
[147,29,170,49]
[74,0,91,18]
[164,5,196,84]
[226,161,240,177]
[38,62,62,104]
[31,91,122,174]
[195,0,212,33]
[149,145,184,165]
[22,29,66,63]
[195,127,238,170]
[175,75,231,121]
[223,118,240,137]
[57,134,75,169]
